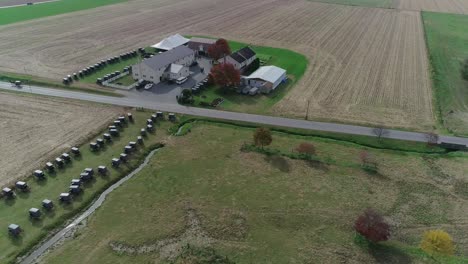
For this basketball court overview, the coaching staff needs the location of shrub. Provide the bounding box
[295,142,316,156]
[354,208,390,243]
[253,127,272,149]
[420,230,454,256]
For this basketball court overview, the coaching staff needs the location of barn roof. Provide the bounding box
[245,66,286,84]
[142,46,194,70]
[151,34,190,51]
[228,46,256,63]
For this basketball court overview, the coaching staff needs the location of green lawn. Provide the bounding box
[110,74,136,86]
[41,122,468,264]
[0,0,127,26]
[422,12,468,135]
[0,110,174,264]
[306,0,394,8]
[188,37,308,115]
[80,56,142,84]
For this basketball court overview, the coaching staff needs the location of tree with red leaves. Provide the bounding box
[209,63,240,89]
[354,208,390,243]
[207,38,231,60]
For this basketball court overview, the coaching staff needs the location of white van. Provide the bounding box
[176,77,188,85]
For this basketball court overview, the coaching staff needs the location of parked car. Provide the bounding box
[144,83,153,90]
[176,77,188,85]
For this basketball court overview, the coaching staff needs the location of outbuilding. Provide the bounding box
[242,66,287,93]
[42,199,54,210]
[29,208,41,219]
[8,224,21,236]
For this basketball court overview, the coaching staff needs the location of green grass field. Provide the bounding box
[110,74,136,86]
[188,37,308,115]
[0,110,173,264]
[80,56,142,84]
[41,122,468,264]
[422,12,468,136]
[306,0,393,8]
[0,0,127,26]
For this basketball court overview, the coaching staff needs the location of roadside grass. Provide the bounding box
[0,0,127,26]
[109,74,136,86]
[0,110,175,264]
[422,12,468,136]
[186,36,308,114]
[41,123,468,264]
[305,0,394,8]
[0,71,121,97]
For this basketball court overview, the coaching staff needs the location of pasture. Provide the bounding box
[0,0,436,130]
[0,92,121,187]
[0,108,173,263]
[0,0,126,26]
[41,122,468,263]
[422,12,468,135]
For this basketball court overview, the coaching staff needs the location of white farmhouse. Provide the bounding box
[219,47,256,73]
[242,66,287,93]
[132,46,195,84]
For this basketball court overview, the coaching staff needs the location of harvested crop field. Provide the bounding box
[0,92,121,186]
[396,0,468,15]
[0,0,434,130]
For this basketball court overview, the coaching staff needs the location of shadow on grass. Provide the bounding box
[8,234,23,246]
[264,155,291,172]
[369,244,413,264]
[306,160,329,172]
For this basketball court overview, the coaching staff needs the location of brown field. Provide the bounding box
[397,0,468,14]
[0,0,435,130]
[0,92,122,186]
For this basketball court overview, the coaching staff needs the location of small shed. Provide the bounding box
[8,224,21,236]
[80,172,92,182]
[71,147,80,155]
[69,185,82,194]
[29,208,41,219]
[103,133,112,141]
[124,146,132,154]
[120,153,128,162]
[168,113,176,121]
[110,129,119,136]
[2,187,14,198]
[90,142,99,151]
[55,157,64,167]
[15,181,28,191]
[59,192,71,202]
[61,153,71,162]
[71,179,81,186]
[98,166,107,175]
[112,158,121,167]
[96,138,105,146]
[42,199,54,210]
[34,169,45,178]
[45,162,54,172]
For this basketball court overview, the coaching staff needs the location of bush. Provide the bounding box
[420,230,454,256]
[295,142,316,156]
[178,89,194,105]
[354,208,390,243]
[253,127,272,148]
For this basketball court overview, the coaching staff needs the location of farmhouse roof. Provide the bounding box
[229,46,256,63]
[151,34,190,50]
[168,64,184,74]
[142,46,194,70]
[245,66,286,84]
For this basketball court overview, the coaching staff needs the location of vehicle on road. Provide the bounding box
[176,77,188,85]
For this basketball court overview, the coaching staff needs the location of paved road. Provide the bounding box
[1,81,467,147]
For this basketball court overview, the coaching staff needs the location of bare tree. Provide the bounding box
[372,127,388,141]
[425,132,439,146]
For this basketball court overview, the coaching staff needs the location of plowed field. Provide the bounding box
[0,0,435,130]
[0,92,122,186]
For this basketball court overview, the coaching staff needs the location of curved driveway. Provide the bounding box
[1,81,467,146]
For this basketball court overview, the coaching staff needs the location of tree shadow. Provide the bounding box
[264,155,290,172]
[306,160,329,172]
[3,197,16,206]
[8,234,23,246]
[369,244,412,264]
[29,217,44,228]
